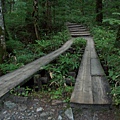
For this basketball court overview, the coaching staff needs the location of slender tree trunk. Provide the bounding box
[115,25,120,48]
[33,0,40,40]
[0,0,6,64]
[96,0,103,24]
[80,0,84,15]
[46,0,52,34]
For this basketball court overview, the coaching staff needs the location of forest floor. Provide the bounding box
[0,94,120,120]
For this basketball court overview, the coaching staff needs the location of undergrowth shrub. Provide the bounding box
[92,26,120,105]
[41,38,86,101]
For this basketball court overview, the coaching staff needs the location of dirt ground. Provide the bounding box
[0,94,120,120]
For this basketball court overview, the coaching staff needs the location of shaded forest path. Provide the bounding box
[0,22,111,108]
[66,22,111,106]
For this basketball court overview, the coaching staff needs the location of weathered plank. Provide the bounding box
[67,25,83,28]
[69,23,111,105]
[71,46,93,104]
[92,76,111,104]
[68,26,86,29]
[0,39,74,98]
[70,31,90,34]
[69,29,87,32]
[71,33,90,37]
[91,58,105,76]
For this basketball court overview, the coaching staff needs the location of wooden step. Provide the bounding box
[70,31,90,34]
[69,27,87,31]
[71,33,90,37]
[69,29,87,32]
[66,22,79,25]
[68,26,86,29]
[67,25,83,28]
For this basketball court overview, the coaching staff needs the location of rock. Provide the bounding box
[93,113,98,120]
[65,78,75,86]
[48,116,52,120]
[12,96,28,103]
[68,72,76,78]
[3,111,7,114]
[40,77,48,84]
[28,113,32,116]
[58,115,62,120]
[65,108,74,120]
[4,101,17,109]
[36,107,43,112]
[40,112,48,118]
[10,116,16,120]
[51,100,63,106]
[18,105,27,112]
[40,112,53,118]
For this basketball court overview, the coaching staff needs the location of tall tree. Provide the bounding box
[33,0,40,40]
[0,0,6,64]
[96,0,103,23]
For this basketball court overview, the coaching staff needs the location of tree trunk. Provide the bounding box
[80,0,84,15]
[0,0,6,64]
[115,25,120,48]
[96,0,103,24]
[33,0,40,40]
[45,0,52,35]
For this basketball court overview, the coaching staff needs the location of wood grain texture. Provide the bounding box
[92,76,111,104]
[0,39,74,98]
[69,23,111,105]
[91,58,105,76]
[70,31,90,34]
[71,48,93,104]
[71,33,90,37]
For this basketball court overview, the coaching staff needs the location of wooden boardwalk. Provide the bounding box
[67,23,111,105]
[0,39,73,98]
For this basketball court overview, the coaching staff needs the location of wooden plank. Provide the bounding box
[67,25,84,28]
[69,24,111,105]
[70,31,90,34]
[71,46,93,104]
[71,34,90,37]
[92,76,111,104]
[69,29,87,32]
[0,39,74,98]
[91,58,105,76]
[67,25,85,28]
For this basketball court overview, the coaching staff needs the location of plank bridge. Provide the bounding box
[0,22,111,107]
[66,22,111,106]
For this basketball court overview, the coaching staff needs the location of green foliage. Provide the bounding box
[34,30,70,53]
[10,86,33,97]
[111,87,120,105]
[73,38,86,48]
[92,26,120,105]
[0,63,23,74]
[103,12,120,26]
[41,38,86,102]
[6,39,25,51]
